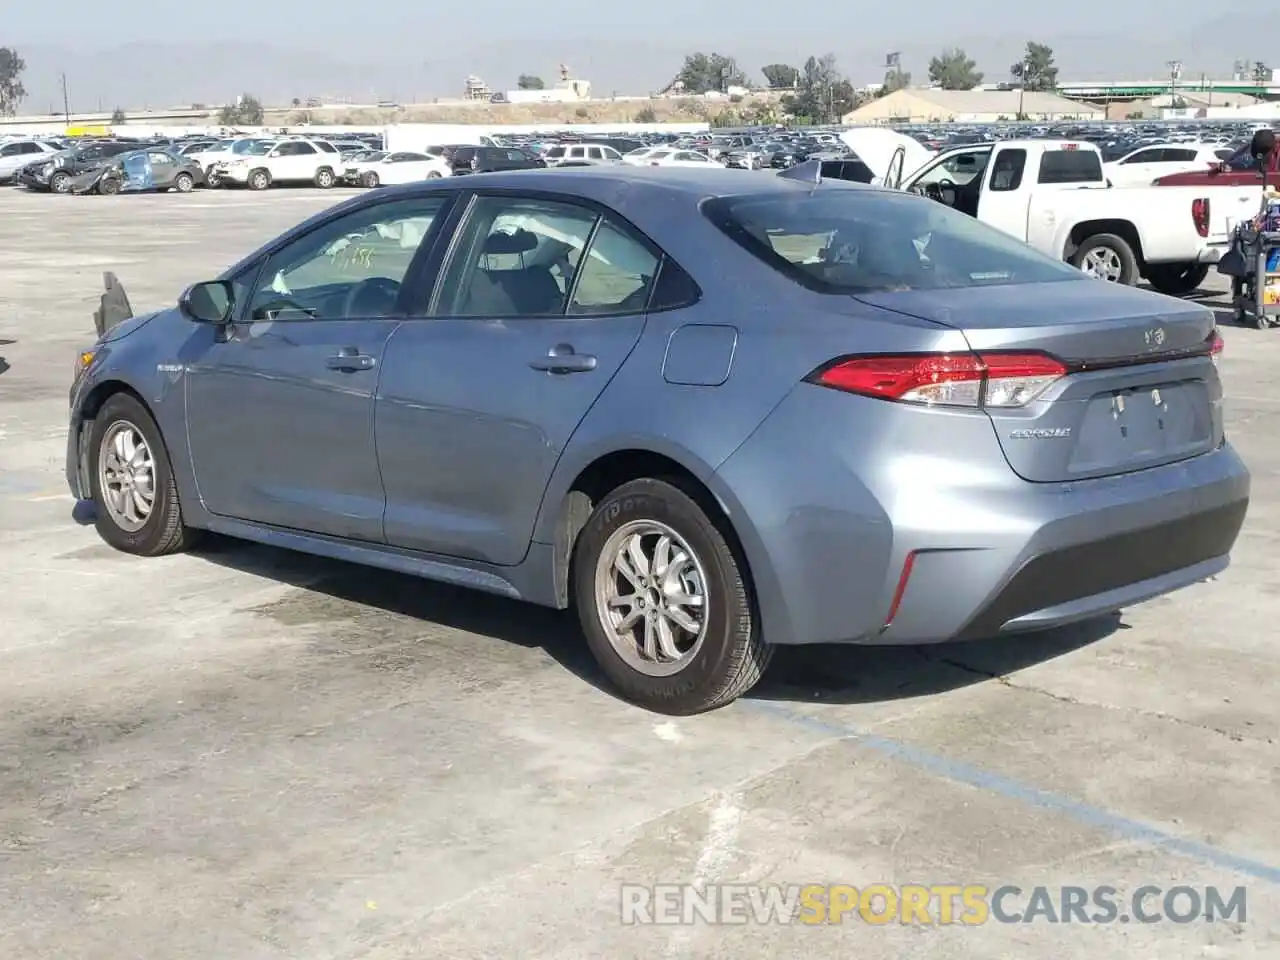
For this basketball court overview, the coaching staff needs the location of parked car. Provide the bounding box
[1103,143,1225,187]
[349,151,451,187]
[0,138,61,183]
[543,143,624,167]
[214,139,339,190]
[69,149,205,195]
[68,167,1248,714]
[22,140,136,193]
[447,145,545,175]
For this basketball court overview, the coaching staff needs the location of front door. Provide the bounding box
[185,193,452,541]
[376,192,660,565]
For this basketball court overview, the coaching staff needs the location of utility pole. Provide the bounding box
[1166,60,1182,109]
[59,72,70,124]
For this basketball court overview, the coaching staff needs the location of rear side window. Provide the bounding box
[703,190,1083,294]
[988,148,1027,192]
[1038,149,1102,184]
[1163,148,1198,162]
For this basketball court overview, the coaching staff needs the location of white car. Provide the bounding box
[215,139,341,190]
[187,138,274,187]
[1103,143,1226,187]
[642,149,722,169]
[0,139,60,183]
[347,151,451,187]
[542,143,624,167]
[621,147,661,165]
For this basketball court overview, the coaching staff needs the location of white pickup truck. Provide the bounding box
[897,139,1223,296]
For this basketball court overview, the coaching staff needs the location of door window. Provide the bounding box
[246,197,448,321]
[912,148,992,187]
[587,147,604,160]
[148,151,175,166]
[1121,148,1161,164]
[1162,148,1198,162]
[568,219,660,315]
[988,148,1026,192]
[434,196,600,317]
[506,150,529,162]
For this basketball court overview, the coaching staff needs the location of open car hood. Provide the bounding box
[838,129,933,186]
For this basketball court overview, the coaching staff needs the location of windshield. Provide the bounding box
[704,189,1084,294]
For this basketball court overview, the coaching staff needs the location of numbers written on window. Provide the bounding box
[247,197,446,322]
[434,196,660,319]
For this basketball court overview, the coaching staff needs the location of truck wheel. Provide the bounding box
[1071,234,1138,285]
[1144,262,1209,297]
[572,478,772,714]
[248,169,271,191]
[315,167,335,188]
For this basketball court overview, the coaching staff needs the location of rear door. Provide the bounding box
[147,151,179,188]
[375,190,660,564]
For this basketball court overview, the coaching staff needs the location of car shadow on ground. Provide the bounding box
[177,531,1118,709]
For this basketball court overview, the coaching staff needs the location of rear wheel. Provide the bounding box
[1144,262,1209,297]
[205,166,221,187]
[88,393,197,556]
[1071,233,1138,285]
[98,177,121,196]
[361,171,379,188]
[573,478,771,714]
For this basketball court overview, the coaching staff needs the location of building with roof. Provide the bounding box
[1106,91,1263,120]
[842,89,1103,125]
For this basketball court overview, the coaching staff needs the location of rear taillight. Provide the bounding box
[1192,197,1210,238]
[809,352,1067,408]
[1209,328,1224,365]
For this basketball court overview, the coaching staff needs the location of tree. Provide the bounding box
[634,106,657,123]
[928,48,982,90]
[1010,42,1058,92]
[675,52,747,94]
[761,63,800,89]
[517,74,545,90]
[110,107,126,124]
[218,93,265,126]
[783,54,855,123]
[0,46,27,117]
[880,68,911,95]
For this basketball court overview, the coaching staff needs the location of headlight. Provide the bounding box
[40,163,53,174]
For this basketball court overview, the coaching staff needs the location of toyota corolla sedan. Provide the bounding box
[67,165,1250,714]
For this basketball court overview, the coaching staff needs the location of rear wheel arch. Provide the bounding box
[548,449,752,610]
[1064,218,1145,267]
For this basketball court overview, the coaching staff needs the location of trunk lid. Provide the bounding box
[855,280,1223,483]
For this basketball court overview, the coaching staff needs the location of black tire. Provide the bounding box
[98,177,121,196]
[205,166,221,188]
[361,171,379,188]
[315,167,335,188]
[88,393,197,556]
[1145,262,1209,297]
[173,172,194,193]
[573,478,771,714]
[49,170,71,194]
[1070,233,1138,285]
[247,168,271,191]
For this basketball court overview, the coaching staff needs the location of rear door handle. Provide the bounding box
[326,351,376,372]
[529,344,597,374]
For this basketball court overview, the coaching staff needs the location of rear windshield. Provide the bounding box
[703,189,1083,294]
[1037,149,1103,184]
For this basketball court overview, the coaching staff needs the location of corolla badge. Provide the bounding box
[1009,427,1072,439]
[1144,327,1166,347]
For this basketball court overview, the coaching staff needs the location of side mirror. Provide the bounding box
[179,280,233,324]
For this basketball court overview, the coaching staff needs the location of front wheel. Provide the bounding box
[98,177,121,196]
[361,171,379,188]
[49,171,71,194]
[173,172,194,193]
[315,167,335,188]
[1070,233,1138,285]
[573,478,771,714]
[1144,262,1210,297]
[247,169,271,191]
[88,393,197,556]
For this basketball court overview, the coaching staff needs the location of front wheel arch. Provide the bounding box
[73,380,154,496]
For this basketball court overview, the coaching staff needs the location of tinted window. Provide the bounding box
[587,147,604,160]
[568,219,659,315]
[315,141,338,153]
[506,150,529,162]
[988,148,1026,192]
[293,143,317,155]
[1122,148,1161,164]
[434,196,600,318]
[546,147,566,158]
[1037,149,1103,184]
[0,142,21,156]
[248,197,447,321]
[1163,148,1199,162]
[703,191,1083,294]
[648,257,701,311]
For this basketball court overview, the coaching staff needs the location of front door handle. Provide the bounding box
[529,344,597,374]
[326,350,376,372]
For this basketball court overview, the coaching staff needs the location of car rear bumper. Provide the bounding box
[713,385,1250,646]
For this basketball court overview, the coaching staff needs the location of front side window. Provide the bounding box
[1121,148,1160,164]
[247,197,448,321]
[434,196,601,317]
[911,147,992,187]
[704,190,1083,294]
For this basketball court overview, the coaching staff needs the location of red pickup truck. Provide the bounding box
[1153,139,1280,187]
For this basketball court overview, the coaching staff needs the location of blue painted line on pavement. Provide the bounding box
[752,701,1280,885]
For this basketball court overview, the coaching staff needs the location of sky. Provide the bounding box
[3,2,1270,110]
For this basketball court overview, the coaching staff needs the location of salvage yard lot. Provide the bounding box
[1,186,1278,959]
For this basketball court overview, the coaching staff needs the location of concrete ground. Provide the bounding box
[0,185,1277,960]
